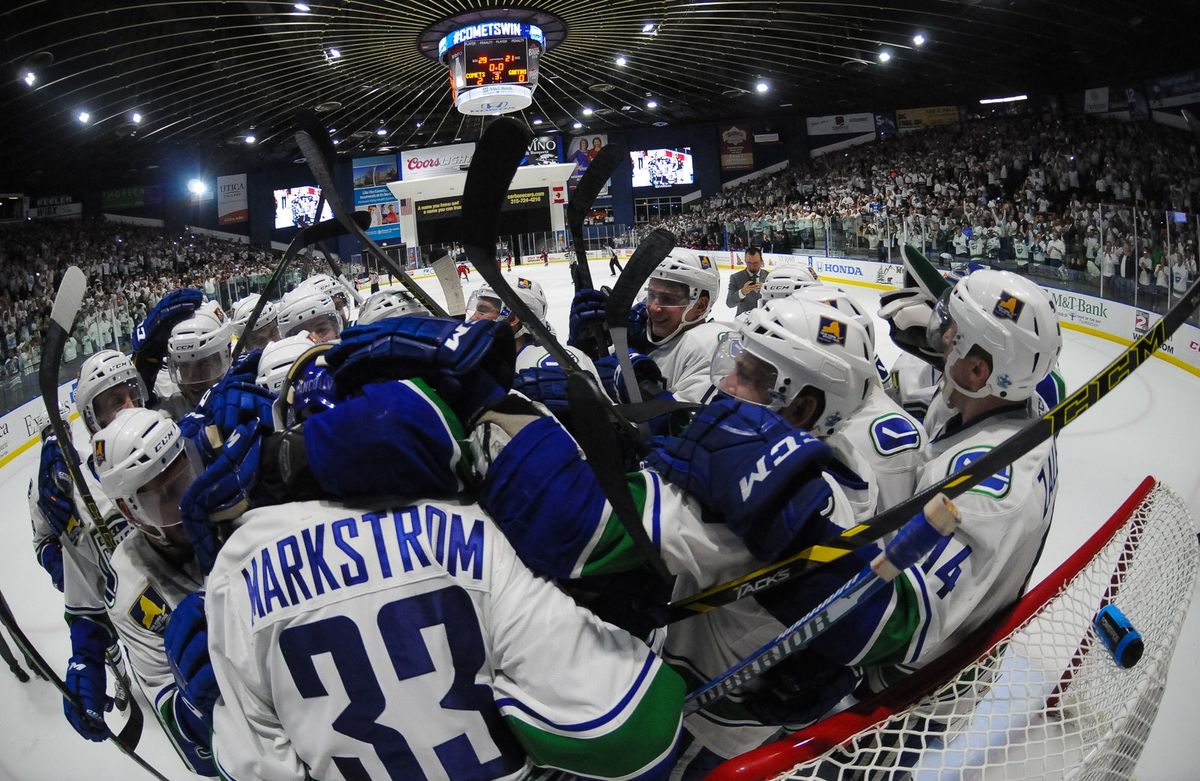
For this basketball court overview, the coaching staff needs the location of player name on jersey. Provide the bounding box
[241,506,487,623]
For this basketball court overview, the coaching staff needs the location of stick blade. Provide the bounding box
[607,228,676,328]
[901,243,951,297]
[461,118,532,252]
[51,266,87,331]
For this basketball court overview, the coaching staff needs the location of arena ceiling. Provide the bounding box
[1,1,1198,189]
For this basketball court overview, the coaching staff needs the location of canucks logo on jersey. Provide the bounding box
[948,446,1012,499]
[870,413,922,456]
[817,316,846,346]
[993,291,1024,321]
[129,584,172,633]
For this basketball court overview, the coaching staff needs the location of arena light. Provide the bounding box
[615,55,627,66]
[293,3,310,12]
[77,110,90,124]
[244,134,256,144]
[326,48,341,61]
[877,50,892,63]
[376,127,387,135]
[131,112,142,124]
[572,120,583,129]
[582,107,594,116]
[913,33,926,46]
[641,22,658,35]
[646,99,658,109]
[755,80,769,93]
[980,94,1028,104]
[23,71,36,87]
[187,179,207,195]
[531,117,543,125]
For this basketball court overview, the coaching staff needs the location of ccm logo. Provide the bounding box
[739,434,815,500]
[735,568,791,599]
[1190,340,1200,352]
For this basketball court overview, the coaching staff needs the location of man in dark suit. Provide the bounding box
[726,246,765,314]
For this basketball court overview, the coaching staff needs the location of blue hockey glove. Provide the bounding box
[511,366,571,419]
[225,348,262,384]
[326,316,514,424]
[305,380,469,499]
[626,301,652,354]
[37,542,65,591]
[64,618,112,742]
[646,397,834,561]
[180,421,261,573]
[164,592,218,727]
[37,437,77,537]
[131,288,204,356]
[567,288,607,353]
[594,351,667,404]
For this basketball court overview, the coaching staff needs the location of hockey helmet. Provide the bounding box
[76,349,149,434]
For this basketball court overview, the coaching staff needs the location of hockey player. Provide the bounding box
[230,294,281,353]
[255,332,315,394]
[295,273,352,328]
[132,288,206,409]
[92,408,215,775]
[466,278,550,354]
[162,335,688,779]
[569,248,729,402]
[166,300,234,409]
[355,288,429,325]
[277,287,342,343]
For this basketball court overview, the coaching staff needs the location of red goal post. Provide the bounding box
[709,476,1198,781]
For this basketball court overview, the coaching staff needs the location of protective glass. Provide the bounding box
[709,332,779,407]
[289,313,341,343]
[241,321,281,352]
[466,291,506,321]
[170,351,230,392]
[642,280,691,309]
[925,292,957,357]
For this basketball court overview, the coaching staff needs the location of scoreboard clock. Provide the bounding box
[439,22,544,116]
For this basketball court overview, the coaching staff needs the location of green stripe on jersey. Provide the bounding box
[579,473,652,577]
[505,662,684,776]
[859,574,923,667]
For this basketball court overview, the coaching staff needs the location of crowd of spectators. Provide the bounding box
[0,220,279,396]
[651,114,1200,298]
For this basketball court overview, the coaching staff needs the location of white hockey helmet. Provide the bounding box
[297,273,350,314]
[167,301,233,401]
[256,332,315,394]
[356,289,429,325]
[277,287,341,342]
[712,297,875,436]
[514,343,600,382]
[645,248,721,345]
[93,407,200,548]
[467,279,548,339]
[759,264,819,303]
[231,294,281,352]
[76,349,149,434]
[790,284,876,351]
[928,269,1061,401]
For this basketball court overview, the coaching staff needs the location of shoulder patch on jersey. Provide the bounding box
[947,446,1012,499]
[870,413,922,457]
[129,584,172,634]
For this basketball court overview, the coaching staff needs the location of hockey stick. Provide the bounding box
[292,111,454,317]
[686,494,960,713]
[0,591,164,777]
[668,271,1200,620]
[568,143,624,357]
[316,241,364,306]
[231,212,368,361]
[463,118,671,582]
[607,227,676,405]
[427,246,467,319]
[39,267,116,552]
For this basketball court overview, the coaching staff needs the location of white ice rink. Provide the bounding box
[0,257,1196,780]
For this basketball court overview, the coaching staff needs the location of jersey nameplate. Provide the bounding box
[947,446,1012,499]
[870,413,922,456]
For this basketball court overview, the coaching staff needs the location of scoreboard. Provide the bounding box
[439,22,544,116]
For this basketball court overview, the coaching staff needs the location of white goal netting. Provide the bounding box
[713,477,1199,781]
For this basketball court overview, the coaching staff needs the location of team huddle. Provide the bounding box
[29,245,1064,780]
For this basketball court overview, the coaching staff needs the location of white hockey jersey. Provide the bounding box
[109,530,209,773]
[205,498,684,781]
[650,320,734,402]
[827,382,928,512]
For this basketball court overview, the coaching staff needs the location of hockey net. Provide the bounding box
[709,476,1199,781]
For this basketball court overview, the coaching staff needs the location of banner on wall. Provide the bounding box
[415,187,548,221]
[101,185,163,210]
[718,122,755,171]
[805,113,876,157]
[567,133,610,196]
[352,154,402,241]
[216,174,248,225]
[895,105,960,132]
[1146,68,1200,109]
[26,195,81,219]
[1084,87,1110,114]
[400,142,476,180]
[524,134,562,166]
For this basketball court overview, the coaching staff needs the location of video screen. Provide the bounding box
[630,148,694,188]
[273,186,334,230]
